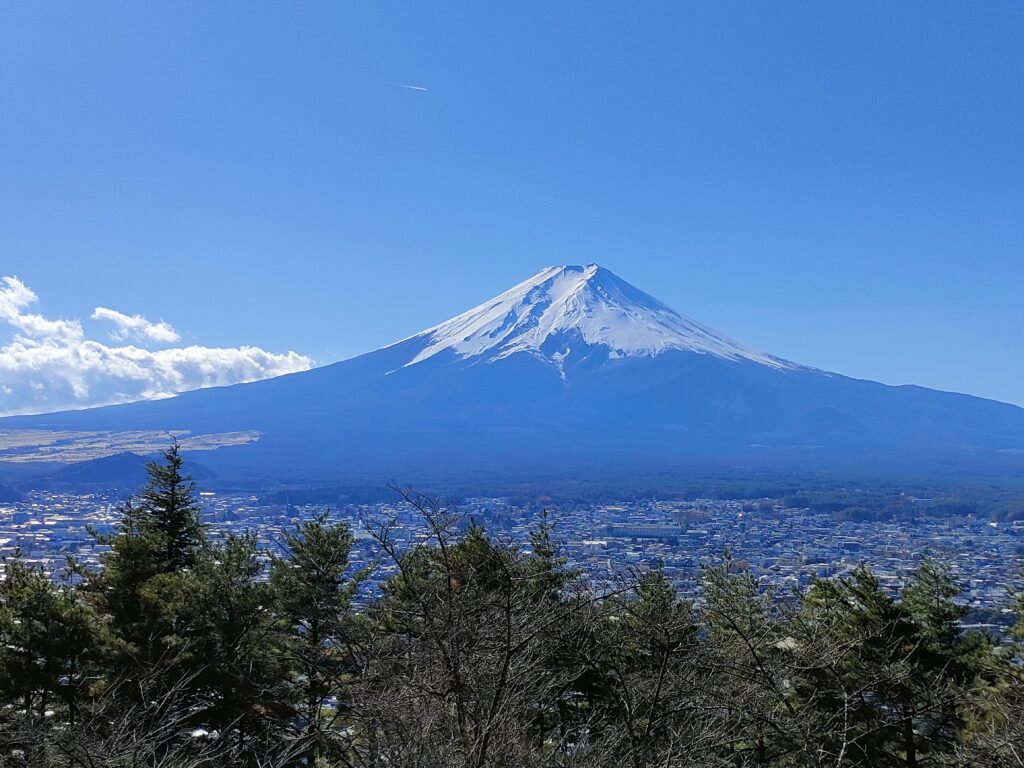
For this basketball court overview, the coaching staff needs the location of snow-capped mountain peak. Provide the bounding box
[401,264,791,370]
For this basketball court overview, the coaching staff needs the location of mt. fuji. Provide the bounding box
[2,265,1023,488]
[399,265,789,371]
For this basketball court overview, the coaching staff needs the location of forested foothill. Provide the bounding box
[2,446,1023,767]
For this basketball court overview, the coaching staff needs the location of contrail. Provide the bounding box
[396,84,429,92]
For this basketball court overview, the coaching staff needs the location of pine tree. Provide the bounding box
[137,441,205,571]
[183,533,287,763]
[0,553,104,752]
[84,443,208,687]
[522,510,576,602]
[791,568,913,766]
[790,564,974,767]
[902,556,979,748]
[902,557,967,651]
[270,513,366,762]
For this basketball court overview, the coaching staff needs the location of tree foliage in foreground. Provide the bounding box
[1,448,1023,767]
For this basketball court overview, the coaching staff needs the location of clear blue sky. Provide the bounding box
[2,2,1022,405]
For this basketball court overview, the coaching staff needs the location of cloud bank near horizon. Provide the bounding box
[0,276,313,417]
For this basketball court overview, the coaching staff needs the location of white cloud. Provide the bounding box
[92,306,181,344]
[0,276,314,416]
[0,276,83,341]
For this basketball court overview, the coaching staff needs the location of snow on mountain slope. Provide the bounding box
[400,264,792,371]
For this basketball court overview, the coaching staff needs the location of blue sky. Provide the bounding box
[1,1,1022,411]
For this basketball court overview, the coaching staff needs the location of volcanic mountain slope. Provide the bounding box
[2,265,1023,484]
